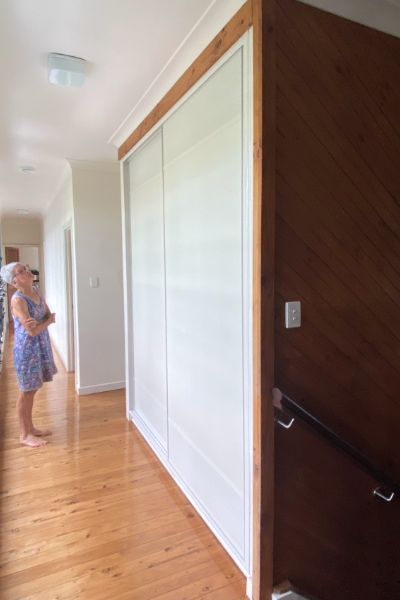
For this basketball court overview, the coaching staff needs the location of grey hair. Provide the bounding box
[0,262,21,285]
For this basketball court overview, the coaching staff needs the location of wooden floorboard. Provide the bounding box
[0,329,247,600]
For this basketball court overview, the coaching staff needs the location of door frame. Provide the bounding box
[4,244,44,322]
[63,222,75,373]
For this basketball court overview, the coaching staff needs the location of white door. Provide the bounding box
[128,130,168,449]
[163,46,249,568]
[125,36,252,573]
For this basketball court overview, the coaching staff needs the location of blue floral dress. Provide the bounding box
[12,289,58,391]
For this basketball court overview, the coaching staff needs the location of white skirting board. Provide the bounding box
[77,380,126,395]
[272,592,310,600]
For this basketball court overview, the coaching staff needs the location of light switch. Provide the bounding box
[285,301,301,328]
[90,277,99,288]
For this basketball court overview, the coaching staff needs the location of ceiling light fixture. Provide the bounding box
[16,209,30,214]
[20,165,36,174]
[47,53,86,87]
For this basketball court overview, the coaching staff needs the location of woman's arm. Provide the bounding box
[11,295,55,337]
[35,288,53,321]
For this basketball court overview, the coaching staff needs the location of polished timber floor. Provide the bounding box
[0,329,247,600]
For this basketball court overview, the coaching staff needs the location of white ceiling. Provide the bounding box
[0,0,223,219]
[0,0,399,220]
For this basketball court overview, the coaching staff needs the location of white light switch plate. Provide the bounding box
[285,301,301,328]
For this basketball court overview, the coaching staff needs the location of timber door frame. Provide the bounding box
[118,1,276,598]
[63,222,76,373]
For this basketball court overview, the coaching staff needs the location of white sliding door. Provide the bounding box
[163,48,249,566]
[123,36,252,573]
[128,131,168,449]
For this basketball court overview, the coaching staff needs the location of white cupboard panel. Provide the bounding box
[163,48,242,166]
[164,121,243,487]
[128,132,168,447]
[123,39,252,573]
[169,419,245,555]
[163,49,247,562]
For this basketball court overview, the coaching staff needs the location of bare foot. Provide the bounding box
[31,427,52,436]
[20,434,48,448]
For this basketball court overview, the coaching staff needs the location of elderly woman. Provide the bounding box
[0,262,57,447]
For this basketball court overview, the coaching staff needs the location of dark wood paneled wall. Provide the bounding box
[274,0,400,481]
[256,0,276,596]
[274,416,400,600]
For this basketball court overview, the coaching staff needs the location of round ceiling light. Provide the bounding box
[20,165,36,174]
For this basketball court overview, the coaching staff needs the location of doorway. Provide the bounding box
[5,246,19,322]
[64,225,75,372]
[5,245,41,322]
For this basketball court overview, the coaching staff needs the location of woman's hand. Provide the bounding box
[24,317,37,328]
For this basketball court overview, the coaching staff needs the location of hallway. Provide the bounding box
[0,331,247,600]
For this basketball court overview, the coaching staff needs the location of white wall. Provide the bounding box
[1,218,42,245]
[18,247,40,271]
[71,161,125,395]
[1,219,43,286]
[43,171,73,367]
